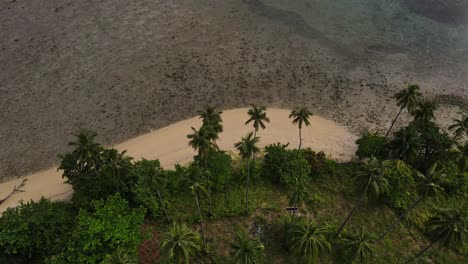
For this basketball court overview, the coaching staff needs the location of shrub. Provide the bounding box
[263,143,311,185]
[301,148,336,177]
[196,149,233,191]
[355,131,388,160]
[62,194,146,264]
[132,159,165,217]
[59,132,136,208]
[382,160,418,211]
[0,198,75,259]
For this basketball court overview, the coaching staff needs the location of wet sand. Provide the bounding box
[0,0,466,182]
[0,108,356,213]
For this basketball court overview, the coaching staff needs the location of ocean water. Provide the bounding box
[259,0,468,66]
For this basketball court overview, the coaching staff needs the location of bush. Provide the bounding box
[355,131,388,160]
[263,143,311,185]
[132,159,165,217]
[196,149,233,191]
[59,130,136,208]
[382,160,418,211]
[61,194,146,264]
[0,198,75,259]
[301,148,336,177]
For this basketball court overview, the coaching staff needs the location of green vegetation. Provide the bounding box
[0,92,466,263]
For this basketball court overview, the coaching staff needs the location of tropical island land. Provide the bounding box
[0,88,466,263]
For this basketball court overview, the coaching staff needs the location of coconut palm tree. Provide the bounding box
[68,129,103,173]
[101,248,138,264]
[376,163,444,242]
[336,159,389,236]
[392,126,422,164]
[288,221,331,263]
[198,106,223,147]
[134,159,170,222]
[411,99,438,122]
[384,84,422,139]
[404,208,466,263]
[289,107,313,150]
[185,165,210,245]
[187,126,215,215]
[99,149,134,194]
[341,229,376,264]
[234,132,260,215]
[288,177,310,223]
[245,104,270,138]
[160,222,202,264]
[231,230,265,264]
[448,113,468,140]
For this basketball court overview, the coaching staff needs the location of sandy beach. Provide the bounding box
[0,108,356,213]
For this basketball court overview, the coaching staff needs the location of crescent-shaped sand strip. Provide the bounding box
[0,108,357,213]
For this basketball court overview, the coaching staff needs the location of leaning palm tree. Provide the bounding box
[231,229,265,264]
[288,177,310,223]
[376,163,444,242]
[341,229,376,264]
[245,104,270,138]
[404,208,466,263]
[101,248,138,264]
[448,112,468,140]
[289,107,313,150]
[411,99,438,122]
[234,132,260,215]
[336,158,389,236]
[198,105,223,145]
[185,165,210,245]
[384,84,422,139]
[392,126,422,164]
[288,221,331,263]
[160,222,202,264]
[187,126,215,214]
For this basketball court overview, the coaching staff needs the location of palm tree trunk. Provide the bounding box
[384,107,403,139]
[298,127,302,150]
[195,191,206,246]
[204,156,213,216]
[404,239,439,264]
[156,188,170,223]
[245,158,250,215]
[291,202,298,223]
[376,196,423,243]
[336,190,367,236]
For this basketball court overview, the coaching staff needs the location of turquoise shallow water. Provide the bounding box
[259,0,468,64]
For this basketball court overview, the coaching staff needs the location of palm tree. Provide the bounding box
[234,132,260,215]
[288,177,310,223]
[99,149,134,194]
[289,107,313,150]
[245,104,270,138]
[392,126,422,164]
[231,230,265,264]
[384,84,422,139]
[160,222,202,264]
[198,105,223,143]
[134,159,170,222]
[101,248,138,264]
[185,165,210,245]
[288,221,331,263]
[187,126,215,215]
[404,208,466,263]
[68,129,103,173]
[411,99,438,122]
[376,163,444,242]
[448,113,468,139]
[341,229,376,264]
[336,159,389,236]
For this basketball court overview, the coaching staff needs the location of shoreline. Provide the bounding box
[0,108,357,213]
